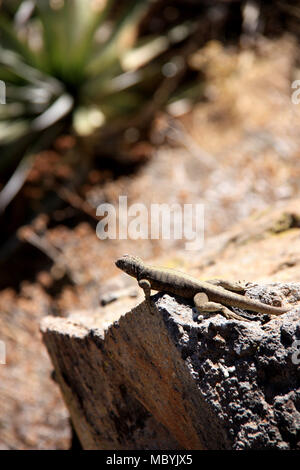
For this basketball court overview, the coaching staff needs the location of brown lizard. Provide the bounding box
[115,254,290,321]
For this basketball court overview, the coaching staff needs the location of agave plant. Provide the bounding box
[0,0,200,211]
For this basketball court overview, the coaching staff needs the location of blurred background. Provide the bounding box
[1,0,300,449]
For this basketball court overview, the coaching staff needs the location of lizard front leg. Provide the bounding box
[193,292,250,322]
[206,279,246,293]
[138,279,151,301]
[138,278,154,315]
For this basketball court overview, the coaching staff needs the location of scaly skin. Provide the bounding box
[115,254,290,320]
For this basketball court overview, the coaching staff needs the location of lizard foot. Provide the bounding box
[219,306,251,322]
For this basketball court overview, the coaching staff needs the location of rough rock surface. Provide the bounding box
[41,283,300,450]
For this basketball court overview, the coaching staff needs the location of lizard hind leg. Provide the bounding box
[193,292,249,322]
[206,279,246,293]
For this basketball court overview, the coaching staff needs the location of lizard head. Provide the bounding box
[115,254,143,277]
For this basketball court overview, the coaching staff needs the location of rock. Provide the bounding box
[41,285,300,450]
